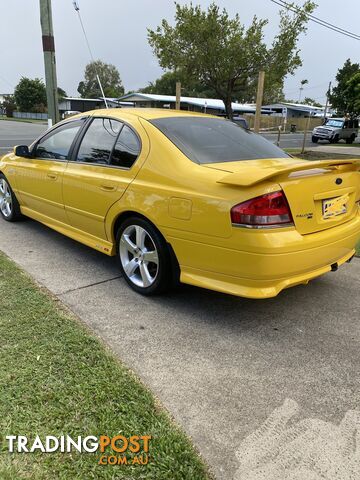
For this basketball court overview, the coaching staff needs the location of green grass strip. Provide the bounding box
[0,252,211,480]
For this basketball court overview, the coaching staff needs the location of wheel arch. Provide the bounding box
[112,210,180,284]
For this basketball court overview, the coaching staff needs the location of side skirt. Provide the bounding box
[20,206,116,256]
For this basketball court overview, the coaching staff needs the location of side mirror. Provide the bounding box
[14,145,31,157]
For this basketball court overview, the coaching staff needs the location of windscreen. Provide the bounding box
[150,116,289,164]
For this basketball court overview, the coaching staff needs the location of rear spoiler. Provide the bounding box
[217,159,360,187]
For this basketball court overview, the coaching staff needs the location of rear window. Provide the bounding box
[150,117,289,164]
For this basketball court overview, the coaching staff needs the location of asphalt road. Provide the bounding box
[1,217,360,479]
[1,118,359,152]
[263,131,360,149]
[0,120,46,153]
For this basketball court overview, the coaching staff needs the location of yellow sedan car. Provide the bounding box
[1,109,359,298]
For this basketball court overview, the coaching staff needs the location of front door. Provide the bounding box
[15,118,86,224]
[62,116,145,240]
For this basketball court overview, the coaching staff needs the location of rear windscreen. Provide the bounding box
[150,116,289,164]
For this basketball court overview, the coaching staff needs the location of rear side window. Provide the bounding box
[35,119,84,160]
[111,125,141,168]
[77,118,122,165]
[150,117,289,164]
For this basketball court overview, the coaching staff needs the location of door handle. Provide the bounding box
[46,173,58,180]
[100,184,116,192]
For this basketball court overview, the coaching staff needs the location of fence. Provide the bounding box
[243,114,323,132]
[13,111,48,120]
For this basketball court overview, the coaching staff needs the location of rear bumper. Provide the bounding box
[180,249,355,299]
[168,214,360,299]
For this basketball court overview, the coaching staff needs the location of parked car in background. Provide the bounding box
[232,116,249,130]
[217,114,249,130]
[312,118,359,144]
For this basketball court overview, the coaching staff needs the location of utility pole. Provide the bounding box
[323,81,331,121]
[40,0,59,126]
[301,114,312,154]
[254,71,265,133]
[175,82,181,110]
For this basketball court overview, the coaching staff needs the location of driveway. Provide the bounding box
[1,217,360,479]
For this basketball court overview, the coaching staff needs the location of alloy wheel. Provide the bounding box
[119,225,159,288]
[0,179,13,218]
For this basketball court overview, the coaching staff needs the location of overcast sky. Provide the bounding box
[1,0,359,104]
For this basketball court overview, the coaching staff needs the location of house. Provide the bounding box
[262,102,328,118]
[118,93,259,115]
[58,97,134,115]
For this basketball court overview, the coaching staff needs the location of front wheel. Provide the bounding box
[311,136,319,143]
[116,217,173,295]
[0,174,22,222]
[330,134,339,144]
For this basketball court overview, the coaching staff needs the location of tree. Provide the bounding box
[140,70,217,97]
[148,1,316,118]
[330,59,360,116]
[303,97,322,107]
[1,94,16,117]
[343,73,360,117]
[298,79,308,101]
[77,60,124,98]
[14,77,47,112]
[57,87,67,101]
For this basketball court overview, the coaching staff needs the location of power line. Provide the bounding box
[72,1,108,108]
[270,0,360,41]
[0,75,14,90]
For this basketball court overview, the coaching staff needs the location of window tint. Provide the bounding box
[77,118,122,165]
[111,125,140,168]
[35,119,84,160]
[150,117,289,164]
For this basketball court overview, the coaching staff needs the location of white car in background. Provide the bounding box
[312,118,359,144]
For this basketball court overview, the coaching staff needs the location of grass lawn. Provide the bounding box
[0,252,211,480]
[285,149,360,160]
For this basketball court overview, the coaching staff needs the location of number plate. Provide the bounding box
[322,193,349,219]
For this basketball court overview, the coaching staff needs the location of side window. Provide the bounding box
[35,119,84,160]
[111,125,141,168]
[77,118,122,165]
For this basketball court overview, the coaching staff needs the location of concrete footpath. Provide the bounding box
[314,145,360,156]
[1,218,360,479]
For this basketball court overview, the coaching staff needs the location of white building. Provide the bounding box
[119,93,257,115]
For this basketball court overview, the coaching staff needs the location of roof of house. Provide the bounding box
[119,93,256,113]
[263,102,325,112]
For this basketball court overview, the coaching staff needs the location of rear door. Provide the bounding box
[62,116,147,240]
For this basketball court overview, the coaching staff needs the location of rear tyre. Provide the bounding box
[311,136,319,143]
[116,217,173,296]
[331,134,339,144]
[0,174,22,222]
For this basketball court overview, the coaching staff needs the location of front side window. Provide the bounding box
[35,119,84,160]
[150,117,290,164]
[77,118,122,165]
[111,125,141,168]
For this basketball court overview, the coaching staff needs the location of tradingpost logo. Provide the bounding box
[4,434,152,466]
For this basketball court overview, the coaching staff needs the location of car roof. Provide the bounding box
[71,108,219,121]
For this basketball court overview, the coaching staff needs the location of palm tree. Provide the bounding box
[298,79,309,102]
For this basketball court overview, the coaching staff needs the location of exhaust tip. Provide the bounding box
[331,263,338,272]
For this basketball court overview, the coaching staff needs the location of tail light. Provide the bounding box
[231,191,293,228]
